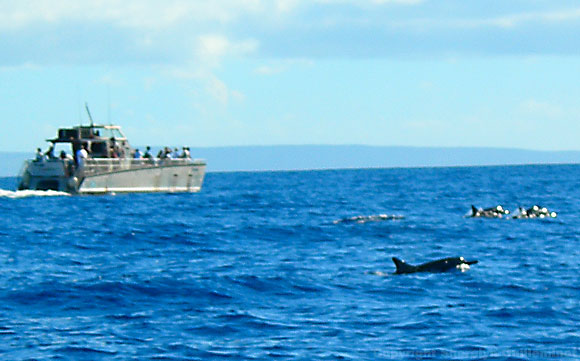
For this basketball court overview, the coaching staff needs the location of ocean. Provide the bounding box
[0,165,578,360]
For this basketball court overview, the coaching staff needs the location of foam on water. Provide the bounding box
[0,188,70,198]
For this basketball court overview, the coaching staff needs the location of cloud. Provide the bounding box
[2,1,578,33]
[96,74,124,86]
[0,62,39,72]
[196,34,259,64]
[0,0,425,31]
[0,0,265,30]
[387,7,580,30]
[315,0,423,5]
[488,8,580,28]
[162,32,252,107]
[518,99,564,119]
[172,33,257,106]
[2,1,580,66]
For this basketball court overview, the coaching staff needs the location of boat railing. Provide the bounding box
[81,158,203,176]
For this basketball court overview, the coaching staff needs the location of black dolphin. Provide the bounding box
[512,205,557,219]
[469,205,509,218]
[392,257,478,275]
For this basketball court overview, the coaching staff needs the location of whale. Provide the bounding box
[468,205,509,218]
[392,257,478,275]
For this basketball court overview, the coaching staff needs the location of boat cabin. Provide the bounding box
[49,124,133,159]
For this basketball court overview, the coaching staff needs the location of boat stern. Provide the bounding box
[18,159,75,192]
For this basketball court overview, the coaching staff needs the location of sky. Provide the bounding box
[1,0,580,152]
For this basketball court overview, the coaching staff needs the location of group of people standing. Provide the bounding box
[133,146,191,160]
[36,144,192,167]
[34,144,86,176]
[35,146,77,164]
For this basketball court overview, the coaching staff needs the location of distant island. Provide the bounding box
[1,145,579,177]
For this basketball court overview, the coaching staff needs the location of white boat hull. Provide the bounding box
[18,158,206,194]
[78,163,205,194]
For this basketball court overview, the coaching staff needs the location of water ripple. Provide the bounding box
[0,166,579,360]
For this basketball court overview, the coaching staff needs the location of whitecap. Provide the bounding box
[0,189,70,199]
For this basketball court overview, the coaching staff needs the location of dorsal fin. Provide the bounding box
[471,205,478,216]
[392,257,416,274]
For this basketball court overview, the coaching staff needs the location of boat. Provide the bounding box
[17,113,206,194]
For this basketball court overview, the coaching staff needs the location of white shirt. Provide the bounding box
[76,148,88,166]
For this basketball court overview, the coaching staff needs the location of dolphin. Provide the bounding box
[333,214,405,224]
[511,205,557,219]
[392,257,478,275]
[468,205,509,218]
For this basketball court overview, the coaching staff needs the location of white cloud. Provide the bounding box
[205,75,230,105]
[490,8,580,28]
[315,0,423,5]
[255,65,282,75]
[0,62,40,72]
[391,8,580,30]
[163,63,246,107]
[275,0,301,13]
[96,74,124,86]
[0,0,264,29]
[2,1,579,34]
[518,99,564,119]
[196,34,259,63]
[2,0,579,66]
[0,0,427,31]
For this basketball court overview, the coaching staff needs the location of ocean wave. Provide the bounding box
[0,188,70,198]
[1,165,579,360]
[333,214,405,224]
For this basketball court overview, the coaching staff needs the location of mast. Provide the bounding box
[85,103,94,127]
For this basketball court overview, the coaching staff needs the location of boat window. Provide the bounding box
[97,128,125,139]
[90,142,108,157]
[112,129,124,139]
[80,128,92,138]
[58,128,78,140]
[53,143,72,157]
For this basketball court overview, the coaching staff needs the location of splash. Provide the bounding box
[0,189,70,199]
[333,214,405,224]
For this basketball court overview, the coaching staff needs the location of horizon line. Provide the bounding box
[3,144,580,153]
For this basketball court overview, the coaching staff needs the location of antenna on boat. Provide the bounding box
[107,85,112,125]
[77,84,81,125]
[85,103,94,127]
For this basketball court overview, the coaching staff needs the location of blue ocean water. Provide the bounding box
[0,164,578,360]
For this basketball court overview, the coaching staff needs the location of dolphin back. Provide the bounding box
[392,257,417,274]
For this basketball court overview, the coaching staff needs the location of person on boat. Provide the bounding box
[35,148,45,162]
[60,150,74,176]
[60,150,73,161]
[143,146,155,164]
[133,148,143,159]
[76,144,89,168]
[143,146,153,159]
[109,137,121,158]
[44,145,56,160]
[180,147,191,159]
[163,147,173,159]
